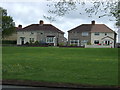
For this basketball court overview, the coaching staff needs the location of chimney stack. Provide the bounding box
[18,25,22,28]
[91,20,95,25]
[39,20,44,25]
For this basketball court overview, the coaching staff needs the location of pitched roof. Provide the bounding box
[91,24,115,33]
[17,24,64,34]
[68,23,115,33]
[68,24,92,32]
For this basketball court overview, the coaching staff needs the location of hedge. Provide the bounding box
[2,40,17,44]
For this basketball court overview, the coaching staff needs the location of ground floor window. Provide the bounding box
[94,40,99,44]
[81,40,88,45]
[46,37,54,43]
[70,40,79,46]
[104,40,110,45]
[29,38,34,42]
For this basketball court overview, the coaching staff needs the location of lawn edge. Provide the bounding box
[2,79,120,89]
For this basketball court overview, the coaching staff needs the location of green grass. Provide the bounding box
[2,47,118,86]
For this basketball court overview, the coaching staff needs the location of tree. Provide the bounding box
[45,0,119,26]
[0,7,15,38]
[112,1,120,27]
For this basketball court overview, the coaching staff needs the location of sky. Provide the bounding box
[0,0,119,41]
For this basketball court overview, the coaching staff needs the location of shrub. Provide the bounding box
[34,41,40,45]
[70,44,77,46]
[25,42,29,45]
[2,40,17,44]
[87,42,91,45]
[59,43,64,46]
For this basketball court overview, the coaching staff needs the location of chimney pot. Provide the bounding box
[39,20,44,25]
[91,21,95,25]
[18,25,22,28]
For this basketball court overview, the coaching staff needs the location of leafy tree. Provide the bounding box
[45,0,119,26]
[0,7,15,38]
[112,1,120,27]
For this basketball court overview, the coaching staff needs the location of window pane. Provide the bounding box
[82,32,89,36]
[94,32,99,35]
[94,40,99,44]
[47,37,54,43]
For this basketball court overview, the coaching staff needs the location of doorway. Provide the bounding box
[20,37,25,45]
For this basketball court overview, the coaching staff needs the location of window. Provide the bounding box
[46,37,54,43]
[29,38,34,42]
[81,40,88,45]
[31,32,34,34]
[94,40,99,44]
[105,33,107,36]
[94,32,100,35]
[70,40,79,46]
[104,40,110,45]
[82,32,89,36]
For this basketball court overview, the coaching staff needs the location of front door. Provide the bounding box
[21,37,25,45]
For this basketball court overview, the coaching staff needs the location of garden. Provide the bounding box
[2,47,119,87]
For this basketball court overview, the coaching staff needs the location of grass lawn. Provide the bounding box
[2,47,118,86]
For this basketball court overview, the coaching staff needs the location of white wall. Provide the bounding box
[17,31,37,45]
[91,32,115,47]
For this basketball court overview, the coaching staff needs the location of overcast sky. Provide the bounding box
[0,0,118,41]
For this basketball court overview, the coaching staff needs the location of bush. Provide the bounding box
[34,41,40,45]
[70,44,77,46]
[87,42,91,45]
[25,42,29,45]
[59,43,64,46]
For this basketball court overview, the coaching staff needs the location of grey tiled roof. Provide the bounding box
[68,24,115,33]
[17,24,64,34]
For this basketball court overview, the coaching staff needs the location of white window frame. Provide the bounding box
[46,37,55,43]
[70,40,79,46]
[104,40,111,45]
[81,40,88,45]
[82,32,89,36]
[94,32,100,35]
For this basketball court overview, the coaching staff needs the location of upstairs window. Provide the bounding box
[82,32,89,36]
[31,32,34,34]
[105,33,107,36]
[94,32,100,35]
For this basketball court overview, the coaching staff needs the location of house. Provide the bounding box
[17,20,66,46]
[68,21,117,48]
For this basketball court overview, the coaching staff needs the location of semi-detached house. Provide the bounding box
[17,20,66,46]
[68,21,117,48]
